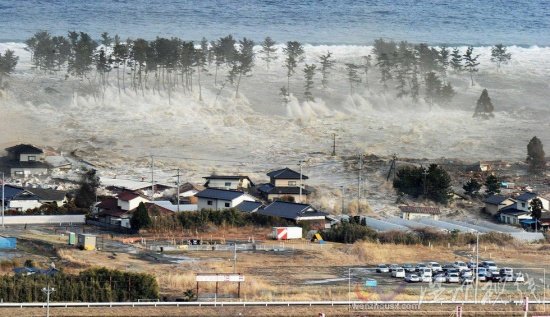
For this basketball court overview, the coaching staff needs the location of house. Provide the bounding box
[399,205,441,220]
[0,184,67,211]
[149,200,198,212]
[258,201,328,228]
[203,175,254,191]
[178,182,205,204]
[483,195,516,216]
[234,200,263,213]
[95,191,151,228]
[1,144,49,177]
[23,187,67,206]
[195,188,256,211]
[514,192,549,212]
[498,207,532,226]
[257,167,310,203]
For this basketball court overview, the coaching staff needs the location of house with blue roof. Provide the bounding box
[195,188,256,211]
[258,201,328,228]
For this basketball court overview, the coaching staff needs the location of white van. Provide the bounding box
[419,267,433,278]
[391,268,406,278]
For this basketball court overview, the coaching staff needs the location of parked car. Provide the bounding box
[461,276,474,284]
[433,274,446,283]
[376,264,390,273]
[403,263,415,273]
[419,267,433,278]
[446,273,460,283]
[453,261,468,271]
[467,261,478,269]
[391,268,406,278]
[415,263,427,272]
[514,273,525,283]
[420,274,432,283]
[500,267,513,276]
[428,262,443,272]
[405,274,421,283]
[477,273,487,282]
[477,267,487,276]
[461,269,473,278]
[389,264,400,272]
[482,260,498,271]
[442,264,455,272]
[500,274,515,283]
[489,272,502,282]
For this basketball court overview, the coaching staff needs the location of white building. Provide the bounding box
[195,188,256,211]
[515,192,549,212]
[203,175,254,191]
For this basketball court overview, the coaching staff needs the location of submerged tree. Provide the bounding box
[230,37,255,97]
[473,89,494,118]
[526,136,546,174]
[463,46,480,86]
[259,37,278,70]
[450,47,462,72]
[463,178,481,197]
[0,49,18,87]
[303,63,316,101]
[376,53,392,91]
[282,41,305,94]
[484,174,500,196]
[318,51,335,90]
[345,63,361,95]
[361,55,372,88]
[490,44,512,71]
[74,169,100,210]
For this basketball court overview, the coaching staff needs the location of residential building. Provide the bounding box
[203,175,254,191]
[95,192,159,228]
[257,167,310,203]
[483,195,516,216]
[1,144,49,177]
[195,188,256,211]
[515,192,549,212]
[0,184,67,211]
[258,201,328,228]
[234,201,263,213]
[178,182,205,204]
[399,205,441,220]
[499,208,532,226]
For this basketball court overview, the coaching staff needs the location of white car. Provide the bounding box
[415,263,427,272]
[420,274,432,283]
[391,268,406,278]
[419,267,433,278]
[453,261,468,271]
[477,267,487,276]
[405,274,420,283]
[482,260,498,271]
[501,274,514,283]
[500,267,513,275]
[389,264,400,272]
[376,264,390,273]
[446,273,460,283]
[514,273,525,283]
[461,269,473,278]
[461,276,474,284]
[428,262,443,272]
[477,273,487,282]
[433,274,446,283]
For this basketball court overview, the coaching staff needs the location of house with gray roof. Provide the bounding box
[515,192,549,212]
[1,184,67,211]
[235,200,263,213]
[258,201,328,227]
[195,188,256,211]
[483,195,516,216]
[1,144,49,177]
[258,167,310,203]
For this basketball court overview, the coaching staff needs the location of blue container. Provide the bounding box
[0,237,16,249]
[365,279,377,287]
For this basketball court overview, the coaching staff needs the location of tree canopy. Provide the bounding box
[473,89,494,118]
[526,136,546,174]
[393,164,452,204]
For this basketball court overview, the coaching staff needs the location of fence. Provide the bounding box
[0,214,85,225]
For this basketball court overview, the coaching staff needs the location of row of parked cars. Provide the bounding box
[375,260,525,284]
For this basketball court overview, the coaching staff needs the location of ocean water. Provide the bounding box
[0,0,549,45]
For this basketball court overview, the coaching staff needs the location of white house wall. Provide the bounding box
[8,200,42,211]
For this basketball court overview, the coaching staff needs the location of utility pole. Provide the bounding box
[332,133,336,156]
[1,172,4,229]
[422,166,429,197]
[358,154,363,200]
[150,155,155,201]
[233,242,237,273]
[176,168,180,213]
[42,283,55,317]
[474,230,479,303]
[341,186,345,214]
[299,160,304,203]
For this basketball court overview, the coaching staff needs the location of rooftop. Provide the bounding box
[235,201,263,213]
[398,205,441,215]
[483,195,513,205]
[257,183,310,195]
[5,144,43,155]
[516,192,539,201]
[195,188,247,201]
[267,167,308,180]
[117,191,146,202]
[259,201,327,220]
[24,187,66,201]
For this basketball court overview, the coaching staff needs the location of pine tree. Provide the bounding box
[484,174,500,196]
[438,83,455,105]
[410,65,420,102]
[283,41,304,94]
[279,86,289,106]
[376,53,392,91]
[74,169,100,210]
[424,71,442,109]
[130,202,152,231]
[473,89,494,118]
[345,63,361,95]
[303,63,316,101]
[490,44,511,72]
[530,198,543,231]
[259,37,278,70]
[100,32,112,47]
[318,51,335,90]
[450,48,462,72]
[463,178,481,196]
[438,46,450,78]
[463,46,480,86]
[526,136,546,174]
[230,38,255,97]
[0,49,18,87]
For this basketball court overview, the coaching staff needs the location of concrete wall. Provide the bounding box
[0,214,86,225]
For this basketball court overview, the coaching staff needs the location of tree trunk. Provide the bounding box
[235,72,242,98]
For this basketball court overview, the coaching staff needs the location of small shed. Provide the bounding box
[399,205,440,220]
[77,234,96,251]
